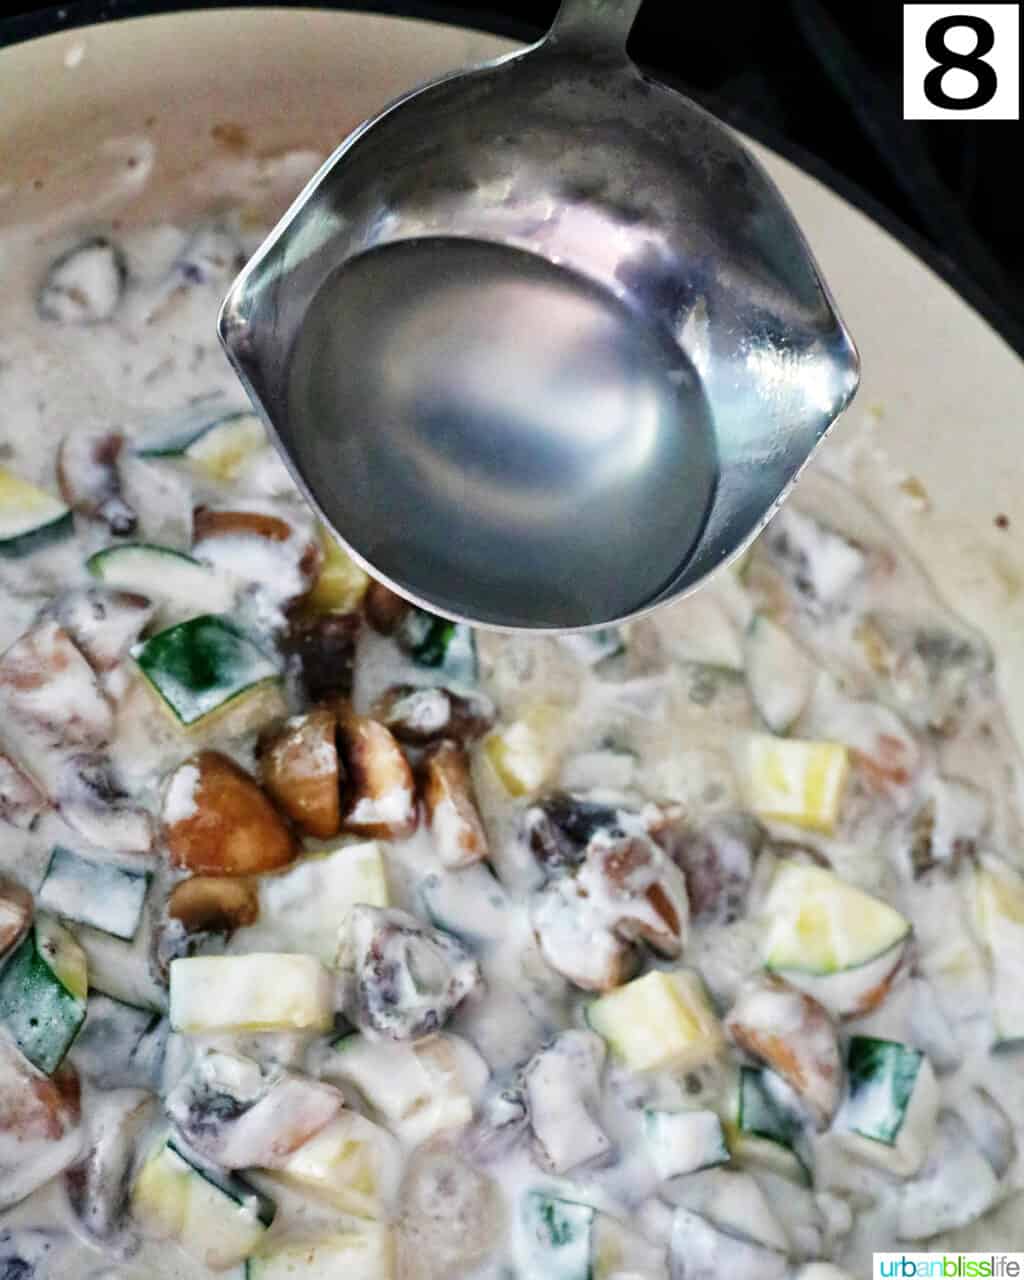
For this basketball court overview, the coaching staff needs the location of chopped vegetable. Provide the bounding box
[743,614,816,732]
[525,1031,610,1175]
[578,831,689,958]
[397,609,478,683]
[484,703,564,797]
[163,750,297,876]
[87,543,235,617]
[724,972,842,1129]
[0,915,87,1074]
[307,525,369,613]
[375,683,495,746]
[666,812,760,925]
[192,506,322,604]
[166,1050,343,1169]
[65,1086,154,1251]
[0,466,72,558]
[337,704,417,840]
[421,740,489,869]
[38,237,126,324]
[258,709,341,840]
[268,1111,400,1218]
[57,429,136,535]
[741,734,849,833]
[131,1135,275,1269]
[283,612,360,702]
[247,1227,395,1280]
[363,580,410,634]
[397,1142,504,1278]
[185,413,267,481]
[761,861,910,1016]
[731,1066,810,1184]
[531,876,637,992]
[133,404,252,459]
[38,846,149,942]
[350,905,482,1042]
[896,1111,1000,1240]
[645,1109,730,1179]
[587,969,723,1074]
[70,993,166,1090]
[669,1206,788,1280]
[834,1036,939,1176]
[518,1190,595,1280]
[0,1031,82,1210]
[48,587,154,673]
[169,953,333,1034]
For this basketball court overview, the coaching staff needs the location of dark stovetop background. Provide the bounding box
[4,0,1023,352]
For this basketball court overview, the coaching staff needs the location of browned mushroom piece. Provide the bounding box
[724,972,843,1130]
[656,812,762,925]
[57,429,136,535]
[523,792,623,874]
[0,874,32,960]
[364,579,410,634]
[374,684,495,746]
[282,612,360,703]
[580,832,689,959]
[258,708,342,840]
[64,1088,155,1253]
[421,741,489,870]
[0,754,45,831]
[163,750,298,876]
[0,1034,82,1210]
[192,507,323,605]
[167,876,260,935]
[530,876,638,993]
[48,587,155,674]
[336,703,417,840]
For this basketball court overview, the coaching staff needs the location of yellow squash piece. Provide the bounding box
[587,969,723,1074]
[169,953,333,1033]
[484,703,564,797]
[307,525,369,613]
[186,413,267,481]
[268,1112,401,1219]
[741,733,849,833]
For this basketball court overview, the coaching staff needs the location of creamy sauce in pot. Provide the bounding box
[0,158,1022,1280]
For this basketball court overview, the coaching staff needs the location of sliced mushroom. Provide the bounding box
[192,507,295,544]
[422,741,489,870]
[167,876,259,935]
[163,750,297,875]
[374,684,495,746]
[70,995,167,1092]
[38,236,126,325]
[524,1031,610,1175]
[580,831,689,959]
[47,587,155,674]
[0,875,32,959]
[283,613,360,703]
[337,704,417,840]
[258,709,342,840]
[0,754,45,831]
[657,812,761,925]
[57,429,136,534]
[166,1050,344,1169]
[0,1032,82,1211]
[351,905,483,1042]
[531,876,637,992]
[56,753,153,853]
[64,1087,155,1253]
[523,791,624,874]
[725,973,842,1130]
[364,580,410,634]
[192,506,322,605]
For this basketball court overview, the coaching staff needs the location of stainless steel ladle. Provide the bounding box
[219,0,860,630]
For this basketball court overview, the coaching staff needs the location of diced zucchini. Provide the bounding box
[519,1190,595,1280]
[88,543,236,617]
[743,615,816,733]
[73,922,167,1013]
[169,954,333,1034]
[731,1067,809,1185]
[328,1032,487,1145]
[185,413,267,481]
[645,1109,730,1179]
[971,855,1024,1044]
[241,843,389,968]
[587,969,723,1074]
[484,702,564,797]
[0,466,73,558]
[834,1036,939,1176]
[558,629,625,668]
[741,734,849,833]
[669,1206,788,1280]
[134,404,251,459]
[269,1112,400,1218]
[246,1227,394,1279]
[71,992,167,1089]
[762,861,910,978]
[307,525,369,614]
[396,608,478,682]
[38,846,148,942]
[132,1135,275,1270]
[0,914,87,1073]
[132,614,279,727]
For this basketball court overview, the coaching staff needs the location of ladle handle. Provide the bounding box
[548,0,644,55]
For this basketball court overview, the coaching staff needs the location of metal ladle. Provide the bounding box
[219,0,860,630]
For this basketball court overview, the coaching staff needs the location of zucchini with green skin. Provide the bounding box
[131,1135,275,1270]
[87,543,236,617]
[38,846,149,942]
[732,1067,810,1185]
[169,953,333,1034]
[71,993,167,1090]
[835,1036,939,1176]
[645,1109,730,1180]
[246,1227,394,1279]
[0,466,73,558]
[586,969,723,1074]
[132,614,279,727]
[0,915,88,1074]
[397,608,478,682]
[519,1190,596,1280]
[133,405,252,459]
